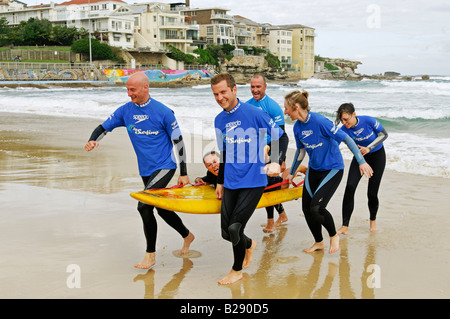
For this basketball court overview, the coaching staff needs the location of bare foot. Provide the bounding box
[274,211,288,227]
[370,220,378,232]
[329,234,340,254]
[178,232,195,256]
[218,269,243,285]
[263,219,276,233]
[243,239,257,269]
[337,226,349,235]
[134,252,155,269]
[303,241,325,253]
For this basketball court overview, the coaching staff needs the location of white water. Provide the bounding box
[1,77,449,178]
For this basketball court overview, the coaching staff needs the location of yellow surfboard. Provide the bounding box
[130,184,303,214]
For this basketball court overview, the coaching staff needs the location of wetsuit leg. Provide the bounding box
[302,168,343,242]
[342,158,361,226]
[342,147,386,226]
[367,147,386,221]
[221,186,265,271]
[265,176,283,219]
[138,169,189,253]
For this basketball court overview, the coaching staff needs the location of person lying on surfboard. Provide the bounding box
[195,149,307,233]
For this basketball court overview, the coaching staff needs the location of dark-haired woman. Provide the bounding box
[336,103,388,234]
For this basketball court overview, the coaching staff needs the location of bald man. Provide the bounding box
[84,72,194,269]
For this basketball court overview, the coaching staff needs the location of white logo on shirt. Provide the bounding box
[133,114,149,124]
[226,120,241,132]
[302,130,313,139]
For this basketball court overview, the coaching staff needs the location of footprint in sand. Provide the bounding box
[172,250,202,258]
[276,256,299,264]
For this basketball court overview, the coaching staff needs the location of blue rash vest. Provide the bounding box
[293,112,348,171]
[215,100,283,189]
[246,95,285,127]
[340,115,385,153]
[101,98,180,177]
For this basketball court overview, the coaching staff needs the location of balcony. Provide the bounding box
[211,13,233,21]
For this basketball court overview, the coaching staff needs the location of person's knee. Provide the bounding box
[137,202,153,216]
[228,223,242,246]
[310,205,323,223]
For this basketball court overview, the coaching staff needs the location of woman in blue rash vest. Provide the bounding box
[335,103,388,234]
[211,73,285,285]
[84,72,194,270]
[283,90,373,254]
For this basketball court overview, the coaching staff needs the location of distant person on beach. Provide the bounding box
[335,103,388,234]
[84,72,194,270]
[211,73,286,285]
[284,90,373,254]
[246,73,290,233]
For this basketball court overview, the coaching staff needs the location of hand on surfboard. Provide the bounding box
[264,162,281,177]
[178,175,190,186]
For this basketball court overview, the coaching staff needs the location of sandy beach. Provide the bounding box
[0,111,449,300]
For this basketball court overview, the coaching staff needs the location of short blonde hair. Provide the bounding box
[285,90,310,111]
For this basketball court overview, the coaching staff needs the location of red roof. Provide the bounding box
[58,0,126,6]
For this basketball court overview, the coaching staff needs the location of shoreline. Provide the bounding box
[1,71,440,90]
[0,112,449,299]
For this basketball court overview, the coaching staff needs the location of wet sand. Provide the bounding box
[0,112,449,300]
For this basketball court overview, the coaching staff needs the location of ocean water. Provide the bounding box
[1,76,449,178]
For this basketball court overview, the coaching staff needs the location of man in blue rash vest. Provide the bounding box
[335,103,388,234]
[246,73,290,233]
[211,73,286,285]
[84,72,194,270]
[283,90,373,254]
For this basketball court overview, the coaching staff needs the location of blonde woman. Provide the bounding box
[283,90,372,254]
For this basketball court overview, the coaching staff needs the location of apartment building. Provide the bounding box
[130,2,193,53]
[278,24,315,78]
[0,0,135,49]
[1,0,194,52]
[266,24,315,78]
[181,7,235,46]
[267,26,293,69]
[233,15,259,49]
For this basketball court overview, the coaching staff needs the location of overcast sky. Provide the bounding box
[22,0,450,75]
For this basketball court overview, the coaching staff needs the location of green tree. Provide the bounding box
[193,48,216,65]
[167,44,196,64]
[51,25,80,46]
[23,18,52,46]
[71,38,114,60]
[0,17,9,47]
[265,52,281,69]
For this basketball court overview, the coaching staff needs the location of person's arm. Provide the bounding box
[172,135,189,185]
[342,135,373,178]
[289,148,306,176]
[84,124,107,151]
[216,150,225,199]
[361,128,388,155]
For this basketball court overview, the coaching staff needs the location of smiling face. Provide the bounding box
[284,101,308,122]
[203,153,220,176]
[340,111,357,128]
[250,75,267,101]
[127,73,150,105]
[211,79,238,111]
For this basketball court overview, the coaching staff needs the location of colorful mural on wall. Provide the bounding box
[103,69,214,82]
[0,68,89,81]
